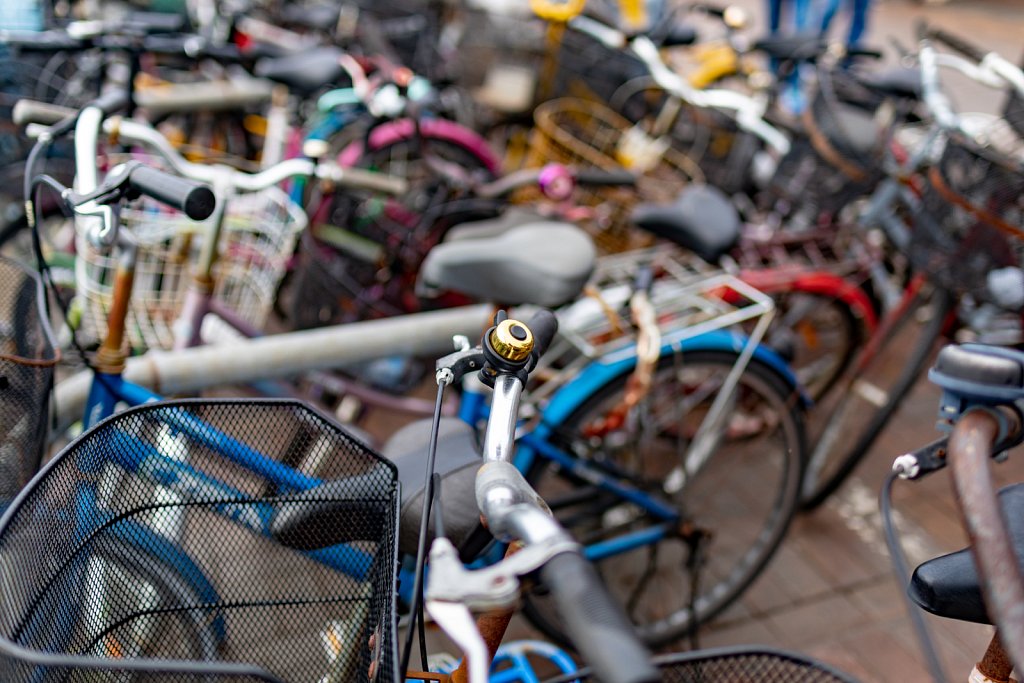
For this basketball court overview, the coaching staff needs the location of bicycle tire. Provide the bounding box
[522,351,805,646]
[766,290,864,402]
[799,288,953,509]
[71,535,223,662]
[287,132,497,329]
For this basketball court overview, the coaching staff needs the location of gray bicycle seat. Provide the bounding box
[827,102,881,159]
[630,185,741,264]
[270,419,487,558]
[444,209,548,242]
[383,418,487,558]
[908,483,1024,625]
[255,47,348,94]
[419,222,596,307]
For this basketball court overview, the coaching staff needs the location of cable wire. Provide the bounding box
[400,380,448,676]
[880,469,948,683]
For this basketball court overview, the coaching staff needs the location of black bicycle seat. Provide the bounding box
[656,22,699,48]
[752,33,827,63]
[255,46,349,94]
[630,184,741,264]
[278,3,340,31]
[909,483,1024,624]
[855,66,922,100]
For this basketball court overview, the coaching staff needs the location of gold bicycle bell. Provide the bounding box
[489,319,535,363]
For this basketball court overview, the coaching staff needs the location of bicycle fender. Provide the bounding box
[336,117,501,174]
[739,269,879,334]
[542,330,809,428]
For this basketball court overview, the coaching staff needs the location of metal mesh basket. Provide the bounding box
[908,127,1024,295]
[0,399,400,682]
[0,257,58,505]
[525,97,699,253]
[75,157,306,351]
[544,647,859,682]
[773,68,887,218]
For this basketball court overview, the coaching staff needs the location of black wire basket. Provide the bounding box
[908,129,1024,296]
[0,399,401,682]
[544,646,860,683]
[772,67,888,218]
[0,256,58,505]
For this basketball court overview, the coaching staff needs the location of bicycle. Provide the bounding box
[879,341,1024,683]
[794,25,1024,508]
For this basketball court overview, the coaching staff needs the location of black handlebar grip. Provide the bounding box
[128,166,216,221]
[540,552,659,683]
[927,27,986,62]
[574,168,638,187]
[845,46,884,60]
[526,309,559,359]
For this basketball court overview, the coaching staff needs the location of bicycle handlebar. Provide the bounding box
[540,552,659,683]
[126,165,217,221]
[471,311,659,683]
[19,100,408,196]
[947,410,1024,674]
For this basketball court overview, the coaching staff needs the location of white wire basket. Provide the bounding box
[75,180,306,351]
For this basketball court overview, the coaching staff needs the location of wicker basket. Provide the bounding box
[74,158,305,351]
[525,97,699,253]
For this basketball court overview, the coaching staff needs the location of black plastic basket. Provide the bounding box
[544,646,860,682]
[0,399,400,682]
[0,257,58,505]
[908,131,1024,295]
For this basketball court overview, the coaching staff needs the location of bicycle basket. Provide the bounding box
[0,399,400,682]
[543,646,859,683]
[75,157,306,351]
[525,97,699,253]
[0,258,57,505]
[908,125,1024,296]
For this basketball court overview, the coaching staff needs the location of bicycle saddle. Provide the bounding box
[630,184,741,264]
[908,483,1024,625]
[752,33,827,63]
[255,46,349,94]
[278,2,339,31]
[418,222,596,308]
[384,418,491,560]
[855,66,923,100]
[271,419,490,560]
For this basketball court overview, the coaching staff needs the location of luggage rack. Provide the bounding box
[530,245,776,403]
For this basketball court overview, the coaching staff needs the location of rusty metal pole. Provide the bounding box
[977,632,1015,683]
[949,410,1024,674]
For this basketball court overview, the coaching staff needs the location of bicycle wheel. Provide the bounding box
[766,290,863,402]
[523,351,805,646]
[288,131,497,328]
[65,535,222,662]
[799,288,953,509]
